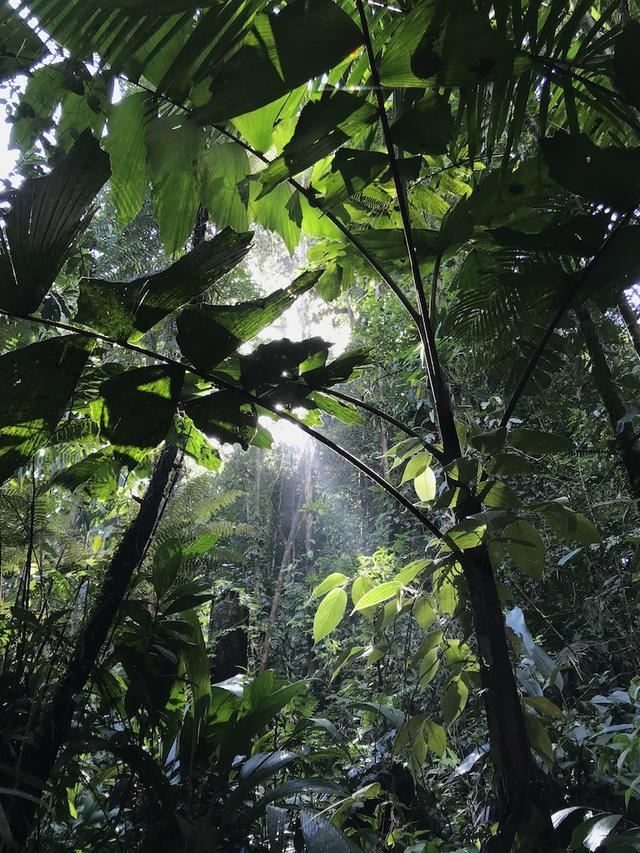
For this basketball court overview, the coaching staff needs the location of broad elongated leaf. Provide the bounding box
[542,132,640,210]
[92,365,184,448]
[176,269,321,372]
[0,336,91,484]
[185,390,257,449]
[313,587,347,643]
[0,131,110,314]
[503,519,544,579]
[76,228,253,340]
[390,93,453,155]
[193,0,363,124]
[240,337,328,389]
[258,91,376,197]
[301,808,362,853]
[441,676,469,725]
[310,573,349,600]
[0,3,47,81]
[199,143,251,232]
[319,148,389,210]
[145,116,205,254]
[104,92,153,227]
[49,450,124,499]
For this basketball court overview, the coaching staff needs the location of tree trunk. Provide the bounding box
[618,292,640,362]
[209,589,249,682]
[577,303,640,499]
[260,488,305,672]
[2,444,178,848]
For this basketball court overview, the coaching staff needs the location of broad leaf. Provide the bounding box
[0,336,91,484]
[177,269,321,372]
[93,365,184,448]
[503,519,545,580]
[313,587,347,643]
[185,390,257,450]
[76,228,253,340]
[0,131,110,314]
[193,0,363,124]
[258,91,376,197]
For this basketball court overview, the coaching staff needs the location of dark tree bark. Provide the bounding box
[577,303,640,499]
[209,589,249,682]
[2,444,178,849]
[619,292,640,362]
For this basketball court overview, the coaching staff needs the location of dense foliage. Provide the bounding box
[2,0,640,850]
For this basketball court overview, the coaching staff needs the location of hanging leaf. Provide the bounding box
[258,91,376,197]
[541,132,640,210]
[441,676,469,725]
[176,269,321,372]
[185,390,257,450]
[390,93,453,155]
[0,336,92,484]
[199,143,251,232]
[503,519,545,580]
[93,365,184,448]
[104,92,153,227]
[536,502,600,545]
[313,587,347,643]
[352,581,401,612]
[168,415,221,471]
[0,131,110,314]
[508,429,572,455]
[414,466,437,502]
[76,228,253,340]
[145,115,205,254]
[320,149,389,209]
[310,572,349,600]
[194,0,363,124]
[49,450,124,499]
[240,337,329,389]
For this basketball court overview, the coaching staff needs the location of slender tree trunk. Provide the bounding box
[302,445,317,676]
[2,444,179,848]
[576,303,640,499]
[618,292,640,362]
[260,488,305,672]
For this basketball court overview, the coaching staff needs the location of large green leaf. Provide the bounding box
[199,143,251,232]
[185,390,257,449]
[390,93,453,155]
[49,450,125,499]
[92,365,184,448]
[0,131,110,314]
[313,587,347,643]
[319,148,389,210]
[176,269,321,372]
[192,0,363,124]
[76,228,253,340]
[258,91,376,197]
[542,132,640,210]
[104,92,153,227]
[0,2,48,82]
[240,337,328,390]
[145,115,205,254]
[503,519,545,580]
[301,808,362,853]
[0,336,92,484]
